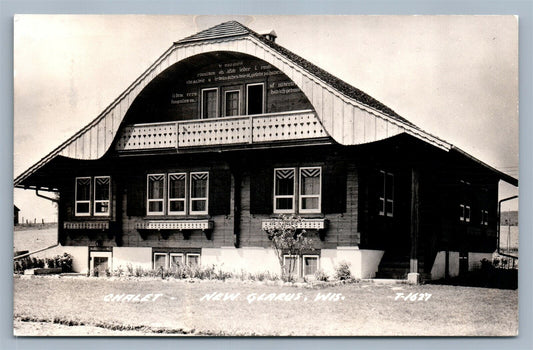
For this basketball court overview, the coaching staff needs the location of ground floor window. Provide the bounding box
[153,253,168,269]
[460,204,471,222]
[283,255,300,277]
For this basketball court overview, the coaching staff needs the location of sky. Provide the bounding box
[13,15,519,222]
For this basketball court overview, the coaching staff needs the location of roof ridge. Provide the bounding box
[175,20,251,44]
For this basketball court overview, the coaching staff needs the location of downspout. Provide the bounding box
[497,195,518,259]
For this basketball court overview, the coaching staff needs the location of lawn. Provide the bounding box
[13,276,518,336]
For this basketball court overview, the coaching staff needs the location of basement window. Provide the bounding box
[94,176,110,216]
[274,168,296,213]
[378,170,394,217]
[302,255,319,276]
[186,253,200,266]
[147,174,165,215]
[75,177,91,216]
[190,172,209,214]
[283,255,299,278]
[153,253,168,270]
[170,253,184,269]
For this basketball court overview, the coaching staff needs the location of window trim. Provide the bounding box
[246,82,265,115]
[168,172,187,215]
[75,176,92,217]
[378,170,394,217]
[93,176,111,217]
[189,171,209,215]
[147,174,166,216]
[299,167,322,214]
[302,255,319,277]
[223,89,241,117]
[186,253,201,266]
[169,253,185,268]
[481,209,489,226]
[283,254,300,277]
[153,252,168,269]
[201,87,219,119]
[274,167,297,214]
[460,204,471,223]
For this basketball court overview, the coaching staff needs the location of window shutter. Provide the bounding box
[250,166,273,214]
[126,174,145,216]
[322,162,347,214]
[208,168,231,216]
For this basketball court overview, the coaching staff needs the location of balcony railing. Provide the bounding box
[115,110,327,151]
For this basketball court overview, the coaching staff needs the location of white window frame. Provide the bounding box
[169,253,185,268]
[201,88,219,119]
[378,170,394,217]
[223,89,241,117]
[274,168,296,214]
[299,167,322,214]
[189,172,209,215]
[153,253,168,269]
[168,173,187,215]
[246,82,265,115]
[481,209,489,226]
[147,174,166,216]
[75,176,92,217]
[302,255,319,276]
[93,176,111,217]
[283,254,300,277]
[460,204,471,223]
[186,253,201,266]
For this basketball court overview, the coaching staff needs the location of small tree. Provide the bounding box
[263,215,314,282]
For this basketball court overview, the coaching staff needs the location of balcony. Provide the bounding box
[115,110,328,152]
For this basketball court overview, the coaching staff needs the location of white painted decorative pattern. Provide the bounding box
[178,117,251,147]
[115,122,177,151]
[63,221,109,230]
[135,220,213,230]
[252,111,326,142]
[261,218,326,230]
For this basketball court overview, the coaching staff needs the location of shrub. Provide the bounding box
[334,261,352,281]
[314,268,329,282]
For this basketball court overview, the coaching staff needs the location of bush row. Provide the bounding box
[13,253,73,274]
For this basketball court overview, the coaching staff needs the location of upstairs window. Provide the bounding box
[460,204,471,223]
[378,170,394,217]
[75,177,91,216]
[224,90,240,117]
[190,172,209,214]
[246,83,264,115]
[274,168,296,213]
[94,176,110,216]
[299,167,321,213]
[147,174,165,215]
[168,173,186,215]
[201,88,218,118]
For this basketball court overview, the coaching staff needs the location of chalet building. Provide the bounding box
[14,21,517,279]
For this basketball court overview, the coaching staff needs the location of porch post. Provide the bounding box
[409,167,420,274]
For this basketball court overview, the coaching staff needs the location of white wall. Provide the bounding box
[430,251,460,280]
[202,247,280,274]
[320,247,383,279]
[29,245,88,273]
[113,247,152,270]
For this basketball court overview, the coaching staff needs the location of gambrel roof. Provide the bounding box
[14,21,518,188]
